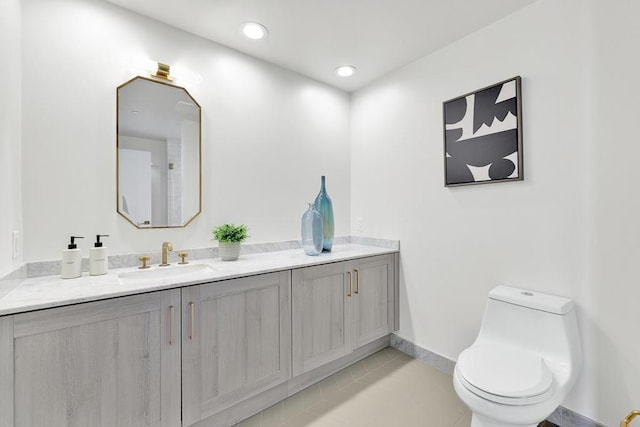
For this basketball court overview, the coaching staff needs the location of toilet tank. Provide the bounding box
[475,286,582,366]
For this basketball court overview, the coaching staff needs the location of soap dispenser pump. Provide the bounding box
[89,234,109,276]
[61,236,84,279]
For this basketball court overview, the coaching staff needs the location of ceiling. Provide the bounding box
[119,78,199,141]
[104,0,538,92]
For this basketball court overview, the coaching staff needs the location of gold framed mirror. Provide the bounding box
[117,76,201,228]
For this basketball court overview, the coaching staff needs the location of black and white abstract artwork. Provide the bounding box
[443,76,523,186]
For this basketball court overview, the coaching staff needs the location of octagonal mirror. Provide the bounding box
[117,76,201,228]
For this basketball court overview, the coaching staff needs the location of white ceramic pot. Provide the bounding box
[218,242,241,261]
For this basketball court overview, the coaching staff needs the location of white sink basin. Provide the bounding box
[119,263,215,283]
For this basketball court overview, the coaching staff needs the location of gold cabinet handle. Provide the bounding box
[189,302,195,340]
[169,305,174,345]
[139,256,150,269]
[354,269,360,294]
[622,411,640,427]
[347,271,352,297]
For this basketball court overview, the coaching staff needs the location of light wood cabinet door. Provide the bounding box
[181,271,291,426]
[353,255,395,349]
[292,255,396,377]
[291,262,353,376]
[1,289,181,427]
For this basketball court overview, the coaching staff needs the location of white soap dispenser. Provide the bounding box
[61,236,84,279]
[89,234,109,276]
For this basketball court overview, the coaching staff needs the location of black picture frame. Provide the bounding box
[443,76,523,187]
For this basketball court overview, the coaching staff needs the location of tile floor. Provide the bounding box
[237,347,470,427]
[237,347,560,427]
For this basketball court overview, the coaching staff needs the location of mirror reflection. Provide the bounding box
[117,77,201,228]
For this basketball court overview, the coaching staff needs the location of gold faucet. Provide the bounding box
[160,241,173,266]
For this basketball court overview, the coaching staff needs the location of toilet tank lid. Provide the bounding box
[489,286,574,315]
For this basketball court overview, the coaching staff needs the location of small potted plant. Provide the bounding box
[212,224,249,261]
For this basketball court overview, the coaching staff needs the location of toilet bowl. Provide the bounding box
[453,286,582,427]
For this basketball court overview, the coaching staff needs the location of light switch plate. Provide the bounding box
[12,231,19,259]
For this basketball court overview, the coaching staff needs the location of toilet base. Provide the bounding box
[471,413,538,427]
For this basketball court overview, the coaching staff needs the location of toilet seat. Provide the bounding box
[456,343,554,406]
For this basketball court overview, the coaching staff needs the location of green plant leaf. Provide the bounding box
[212,224,249,243]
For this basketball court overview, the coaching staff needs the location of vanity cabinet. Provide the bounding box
[291,254,395,376]
[0,289,182,427]
[181,271,291,427]
[0,250,397,427]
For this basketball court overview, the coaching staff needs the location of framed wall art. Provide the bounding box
[443,76,523,187]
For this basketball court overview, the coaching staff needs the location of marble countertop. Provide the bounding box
[0,244,397,316]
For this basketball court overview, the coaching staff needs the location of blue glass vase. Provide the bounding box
[301,203,323,256]
[314,176,334,252]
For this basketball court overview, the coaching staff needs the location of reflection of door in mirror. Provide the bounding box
[119,136,169,227]
[117,77,201,228]
[119,148,152,227]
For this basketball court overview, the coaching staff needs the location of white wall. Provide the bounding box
[588,0,640,422]
[352,0,638,424]
[21,0,350,261]
[0,0,23,276]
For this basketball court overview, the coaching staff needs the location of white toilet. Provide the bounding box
[453,286,582,427]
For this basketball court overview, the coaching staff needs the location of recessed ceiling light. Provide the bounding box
[335,65,357,77]
[241,22,268,40]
